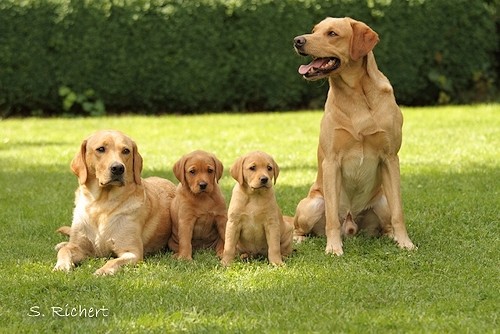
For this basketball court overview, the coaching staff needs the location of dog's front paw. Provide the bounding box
[53,261,74,272]
[172,253,193,261]
[325,243,343,256]
[221,256,233,267]
[54,242,68,251]
[94,267,117,276]
[293,235,308,243]
[396,237,417,251]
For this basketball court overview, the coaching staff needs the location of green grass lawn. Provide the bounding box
[0,104,498,333]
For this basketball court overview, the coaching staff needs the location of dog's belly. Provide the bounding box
[339,148,381,217]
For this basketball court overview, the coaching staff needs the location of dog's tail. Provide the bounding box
[56,226,71,236]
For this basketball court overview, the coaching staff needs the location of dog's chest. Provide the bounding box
[238,212,269,250]
[73,193,136,256]
[338,134,383,214]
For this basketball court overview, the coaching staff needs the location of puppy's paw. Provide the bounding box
[396,237,417,251]
[172,253,193,261]
[270,259,285,266]
[220,257,233,267]
[325,244,343,256]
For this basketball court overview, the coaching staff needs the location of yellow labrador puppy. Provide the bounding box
[53,130,175,275]
[168,150,227,260]
[293,17,415,255]
[221,151,293,266]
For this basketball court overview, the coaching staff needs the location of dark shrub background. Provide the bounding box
[0,0,497,116]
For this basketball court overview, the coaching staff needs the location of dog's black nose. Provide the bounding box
[199,182,207,190]
[294,36,306,48]
[260,176,269,185]
[110,162,125,175]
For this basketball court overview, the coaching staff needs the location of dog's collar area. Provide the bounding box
[298,57,340,77]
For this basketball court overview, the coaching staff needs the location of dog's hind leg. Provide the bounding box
[293,196,326,243]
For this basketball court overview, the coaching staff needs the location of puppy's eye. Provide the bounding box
[207,168,214,174]
[189,169,196,175]
[249,166,256,171]
[328,31,337,37]
[96,147,105,153]
[267,165,273,171]
[122,148,130,155]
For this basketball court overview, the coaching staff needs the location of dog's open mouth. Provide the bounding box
[298,57,340,78]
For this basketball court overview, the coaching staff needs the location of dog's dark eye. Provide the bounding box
[249,166,256,171]
[207,168,214,174]
[267,165,273,171]
[96,146,105,153]
[189,169,196,175]
[328,31,337,37]
[122,148,130,155]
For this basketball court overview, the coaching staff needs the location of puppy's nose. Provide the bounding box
[260,176,269,185]
[294,36,306,48]
[110,162,125,176]
[199,182,207,190]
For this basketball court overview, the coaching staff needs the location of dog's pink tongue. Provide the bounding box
[298,58,329,75]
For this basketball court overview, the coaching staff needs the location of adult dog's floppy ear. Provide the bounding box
[132,141,143,185]
[230,156,245,186]
[173,156,187,185]
[212,154,224,183]
[349,18,379,61]
[71,140,88,185]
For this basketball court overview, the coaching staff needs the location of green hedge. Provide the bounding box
[0,0,497,116]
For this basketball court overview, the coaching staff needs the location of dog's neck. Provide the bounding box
[326,52,398,138]
[330,58,366,89]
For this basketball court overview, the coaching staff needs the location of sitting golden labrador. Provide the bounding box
[221,151,293,266]
[53,130,175,275]
[168,150,227,260]
[293,17,416,255]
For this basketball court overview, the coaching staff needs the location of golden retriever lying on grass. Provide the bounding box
[168,150,227,260]
[222,151,293,266]
[293,17,416,255]
[53,130,175,275]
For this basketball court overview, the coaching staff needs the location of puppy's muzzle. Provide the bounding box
[199,182,208,191]
[260,176,269,185]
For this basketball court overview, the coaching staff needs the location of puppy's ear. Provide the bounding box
[212,155,224,182]
[173,156,186,185]
[230,156,245,185]
[271,157,280,184]
[71,140,88,185]
[132,141,143,185]
[349,19,379,61]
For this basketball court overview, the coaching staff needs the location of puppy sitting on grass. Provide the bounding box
[168,150,227,260]
[221,151,293,266]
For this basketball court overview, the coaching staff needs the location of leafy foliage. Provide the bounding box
[0,0,497,116]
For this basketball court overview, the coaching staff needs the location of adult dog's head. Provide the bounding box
[173,150,223,195]
[71,130,143,187]
[230,151,279,193]
[293,17,379,80]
